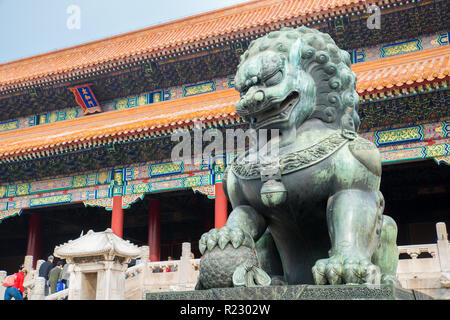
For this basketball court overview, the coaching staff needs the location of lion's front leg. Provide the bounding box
[312,189,384,285]
[196,205,271,289]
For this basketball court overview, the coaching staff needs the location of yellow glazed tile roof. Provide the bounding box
[353,45,449,94]
[0,46,448,159]
[0,0,365,87]
[0,89,239,159]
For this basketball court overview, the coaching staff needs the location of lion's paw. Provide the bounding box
[199,226,254,255]
[381,274,401,287]
[312,255,381,285]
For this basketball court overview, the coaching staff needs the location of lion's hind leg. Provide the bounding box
[372,215,401,286]
[312,189,383,285]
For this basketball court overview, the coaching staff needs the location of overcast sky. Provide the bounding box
[0,0,249,64]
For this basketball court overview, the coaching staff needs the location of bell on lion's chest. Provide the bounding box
[260,179,288,207]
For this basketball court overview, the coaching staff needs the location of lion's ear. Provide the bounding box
[340,114,356,132]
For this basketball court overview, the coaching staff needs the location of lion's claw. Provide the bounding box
[199,227,254,255]
[312,256,381,285]
[381,274,401,287]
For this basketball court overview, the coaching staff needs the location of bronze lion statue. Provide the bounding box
[196,27,399,289]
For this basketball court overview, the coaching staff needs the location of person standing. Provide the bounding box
[48,261,63,294]
[4,265,27,300]
[58,262,70,289]
[165,256,173,272]
[38,255,54,296]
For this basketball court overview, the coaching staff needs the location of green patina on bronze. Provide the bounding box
[196,27,399,290]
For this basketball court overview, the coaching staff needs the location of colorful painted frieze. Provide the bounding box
[375,126,424,146]
[83,193,144,211]
[124,160,210,181]
[380,147,424,164]
[436,32,449,46]
[0,120,19,132]
[183,81,216,97]
[150,162,184,176]
[380,141,449,164]
[0,184,112,214]
[1,120,447,201]
[434,155,450,165]
[124,170,213,195]
[30,177,73,193]
[359,121,448,147]
[350,30,449,63]
[0,159,214,201]
[0,209,22,222]
[192,185,215,199]
[0,170,112,199]
[37,107,82,125]
[30,194,73,207]
[380,39,423,58]
[0,137,448,220]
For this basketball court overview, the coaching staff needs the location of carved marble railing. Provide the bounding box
[396,222,450,300]
[1,223,448,300]
[124,243,200,300]
[0,257,47,300]
[45,288,69,300]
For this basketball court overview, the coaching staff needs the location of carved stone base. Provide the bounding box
[145,284,433,300]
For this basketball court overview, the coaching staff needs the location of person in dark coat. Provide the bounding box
[38,255,54,296]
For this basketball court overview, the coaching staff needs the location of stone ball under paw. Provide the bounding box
[198,244,258,289]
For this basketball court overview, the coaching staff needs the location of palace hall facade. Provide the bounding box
[0,0,448,273]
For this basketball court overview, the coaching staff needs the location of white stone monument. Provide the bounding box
[54,228,140,300]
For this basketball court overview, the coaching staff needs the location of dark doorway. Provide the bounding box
[0,203,110,274]
[381,159,450,245]
[0,188,219,273]
[123,190,216,260]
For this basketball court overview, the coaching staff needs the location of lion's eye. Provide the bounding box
[264,70,283,87]
[240,86,249,97]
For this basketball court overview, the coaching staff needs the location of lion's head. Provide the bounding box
[234,26,360,133]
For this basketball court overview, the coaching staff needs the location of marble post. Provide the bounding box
[0,271,6,300]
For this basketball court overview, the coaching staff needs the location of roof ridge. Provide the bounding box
[0,0,272,68]
[0,0,368,87]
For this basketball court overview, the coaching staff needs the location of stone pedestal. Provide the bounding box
[29,277,46,300]
[66,258,132,300]
[145,284,433,300]
[54,228,140,300]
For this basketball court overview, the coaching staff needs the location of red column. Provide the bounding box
[26,213,41,269]
[215,182,228,229]
[148,199,161,262]
[111,195,124,238]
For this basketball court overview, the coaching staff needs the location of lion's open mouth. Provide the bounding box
[251,92,299,129]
